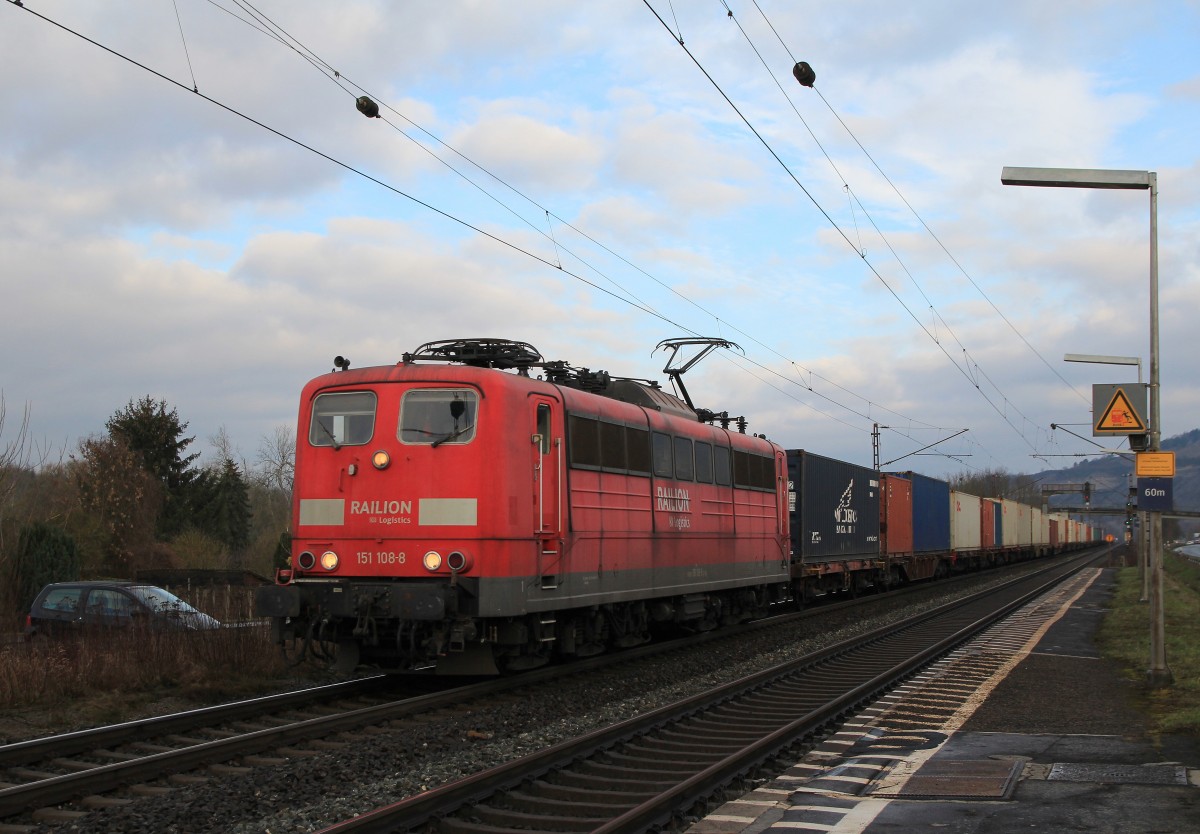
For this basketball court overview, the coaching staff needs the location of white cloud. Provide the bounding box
[1,0,1198,479]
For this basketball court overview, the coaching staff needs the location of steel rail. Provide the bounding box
[0,675,501,817]
[316,550,1103,833]
[0,676,390,768]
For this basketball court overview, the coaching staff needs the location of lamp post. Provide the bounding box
[1063,353,1148,599]
[1063,353,1142,385]
[1003,166,1170,686]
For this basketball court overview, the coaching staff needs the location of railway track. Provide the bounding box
[0,675,412,826]
[315,550,1104,833]
[0,620,795,828]
[0,554,1095,831]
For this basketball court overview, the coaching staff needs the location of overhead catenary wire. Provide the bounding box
[172,1,965,446]
[5,1,691,334]
[720,1,1054,458]
[740,1,1091,418]
[643,0,1061,466]
[211,0,705,329]
[170,0,198,92]
[12,1,990,465]
[749,0,1088,409]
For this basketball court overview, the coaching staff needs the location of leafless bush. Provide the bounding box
[174,584,260,623]
[0,623,289,711]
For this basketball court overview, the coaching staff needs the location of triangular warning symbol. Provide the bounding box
[1096,387,1147,433]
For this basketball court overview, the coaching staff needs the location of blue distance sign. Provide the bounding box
[1137,477,1173,512]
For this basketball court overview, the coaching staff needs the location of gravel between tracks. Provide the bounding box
[37,567,1055,833]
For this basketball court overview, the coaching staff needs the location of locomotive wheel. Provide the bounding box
[502,651,551,672]
[279,637,306,667]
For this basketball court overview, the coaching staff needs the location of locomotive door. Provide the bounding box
[531,398,564,588]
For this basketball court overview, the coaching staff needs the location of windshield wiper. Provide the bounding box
[316,419,342,450]
[431,424,474,448]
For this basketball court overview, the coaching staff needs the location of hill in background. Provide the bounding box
[936,429,1200,541]
[1035,428,1200,540]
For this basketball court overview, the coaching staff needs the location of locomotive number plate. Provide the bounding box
[357,551,407,565]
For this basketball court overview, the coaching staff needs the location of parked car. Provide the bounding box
[24,580,222,640]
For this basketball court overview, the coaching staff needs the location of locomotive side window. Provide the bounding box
[568,415,601,467]
[599,421,626,470]
[310,391,377,447]
[399,389,478,445]
[564,417,657,478]
[652,432,673,478]
[568,416,650,474]
[673,437,694,481]
[714,445,732,486]
[733,450,775,491]
[626,427,651,474]
[734,448,749,486]
[694,442,714,484]
[757,453,776,489]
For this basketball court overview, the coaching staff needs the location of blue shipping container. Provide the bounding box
[888,471,950,554]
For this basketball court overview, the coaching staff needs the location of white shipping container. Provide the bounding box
[1001,499,1033,547]
[951,490,982,553]
[1033,507,1047,547]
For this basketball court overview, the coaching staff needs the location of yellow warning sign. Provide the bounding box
[1095,387,1147,434]
[1136,452,1175,478]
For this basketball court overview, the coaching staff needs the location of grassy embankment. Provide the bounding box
[1098,550,1200,736]
[0,587,318,735]
[0,626,290,724]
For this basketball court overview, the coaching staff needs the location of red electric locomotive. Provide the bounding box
[256,338,791,673]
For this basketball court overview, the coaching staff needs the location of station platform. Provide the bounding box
[687,565,1200,834]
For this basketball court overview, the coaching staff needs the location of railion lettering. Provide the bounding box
[350,500,413,515]
[655,486,691,513]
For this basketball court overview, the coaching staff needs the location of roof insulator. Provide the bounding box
[355,96,380,118]
[792,61,816,88]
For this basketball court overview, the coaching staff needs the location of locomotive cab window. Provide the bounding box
[310,391,377,447]
[400,389,478,446]
[536,404,552,454]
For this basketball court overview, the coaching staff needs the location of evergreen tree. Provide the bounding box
[106,397,200,538]
[197,458,252,555]
[15,522,80,610]
[272,530,292,573]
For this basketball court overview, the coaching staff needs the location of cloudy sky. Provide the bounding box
[2,0,1198,480]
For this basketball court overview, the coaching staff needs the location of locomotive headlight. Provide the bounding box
[422,551,443,571]
[320,550,339,571]
[371,450,390,470]
[297,551,316,571]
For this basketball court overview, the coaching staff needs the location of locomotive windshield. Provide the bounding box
[400,389,478,446]
[309,391,377,447]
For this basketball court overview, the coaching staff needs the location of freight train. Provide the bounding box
[255,338,1096,674]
